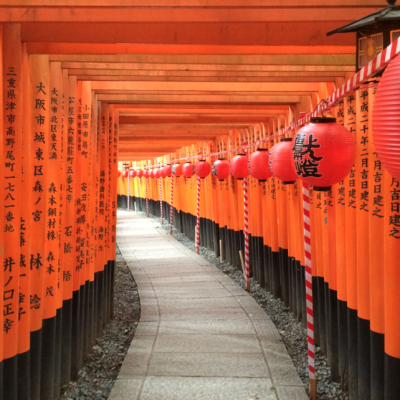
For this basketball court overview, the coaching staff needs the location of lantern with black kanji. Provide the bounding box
[249,148,272,182]
[183,162,195,178]
[196,159,211,179]
[230,153,249,180]
[164,164,172,178]
[212,158,230,181]
[137,169,144,178]
[269,139,298,184]
[143,169,149,178]
[172,163,183,177]
[129,169,137,178]
[122,170,129,179]
[372,52,400,181]
[290,117,355,190]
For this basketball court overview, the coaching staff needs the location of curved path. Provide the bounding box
[110,211,307,400]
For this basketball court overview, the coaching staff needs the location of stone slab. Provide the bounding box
[154,333,262,353]
[160,307,249,321]
[147,352,270,378]
[158,319,256,335]
[140,377,277,400]
[275,385,308,400]
[261,341,304,387]
[108,378,143,400]
[158,296,241,310]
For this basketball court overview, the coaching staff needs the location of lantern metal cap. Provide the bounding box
[280,138,292,142]
[311,117,336,123]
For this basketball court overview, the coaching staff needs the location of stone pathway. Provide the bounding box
[109,211,307,400]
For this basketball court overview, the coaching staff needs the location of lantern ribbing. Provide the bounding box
[196,175,201,254]
[302,182,317,399]
[159,176,163,224]
[170,175,174,235]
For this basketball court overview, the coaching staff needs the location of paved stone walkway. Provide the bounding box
[109,211,307,400]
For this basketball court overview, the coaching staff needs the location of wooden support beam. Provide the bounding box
[50,53,355,66]
[22,21,356,47]
[62,62,355,72]
[96,93,302,103]
[1,1,387,7]
[119,116,270,124]
[27,42,356,55]
[91,81,321,93]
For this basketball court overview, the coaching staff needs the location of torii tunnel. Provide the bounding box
[1,1,400,400]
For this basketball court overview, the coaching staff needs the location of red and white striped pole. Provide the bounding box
[195,175,201,254]
[127,174,130,211]
[145,176,149,217]
[159,176,163,224]
[302,182,317,399]
[243,176,250,292]
[170,174,174,235]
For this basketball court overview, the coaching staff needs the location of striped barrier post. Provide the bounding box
[195,175,201,254]
[302,182,317,399]
[243,177,250,292]
[127,174,130,211]
[145,177,149,217]
[159,176,163,224]
[170,174,174,234]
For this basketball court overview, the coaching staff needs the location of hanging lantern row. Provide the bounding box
[118,119,355,191]
[269,138,298,184]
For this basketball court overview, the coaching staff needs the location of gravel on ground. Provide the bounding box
[60,245,140,400]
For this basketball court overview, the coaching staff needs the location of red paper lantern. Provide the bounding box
[118,170,122,178]
[182,162,195,178]
[164,164,172,178]
[212,158,230,181]
[372,54,400,181]
[172,163,183,177]
[143,169,149,178]
[196,160,211,179]
[153,168,160,178]
[160,166,167,178]
[249,148,272,182]
[269,139,298,184]
[129,169,137,178]
[291,117,355,190]
[122,170,129,179]
[137,169,144,178]
[230,153,249,180]
[148,169,154,178]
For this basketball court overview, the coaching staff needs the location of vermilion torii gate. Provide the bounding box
[1,1,397,400]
